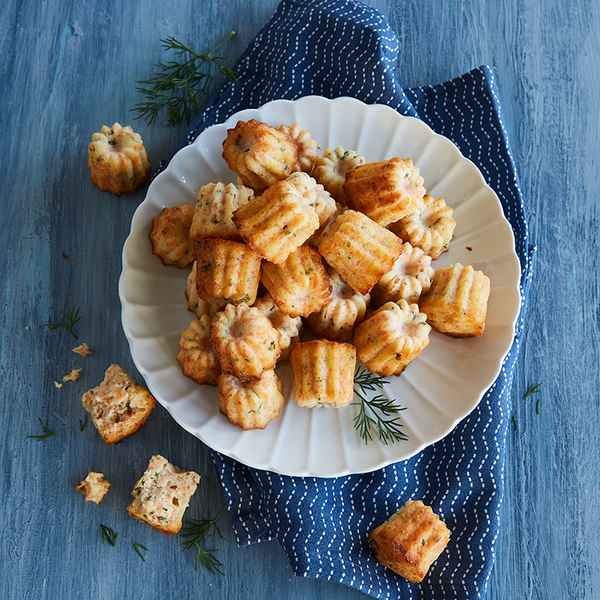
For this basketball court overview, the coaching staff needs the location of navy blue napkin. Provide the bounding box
[167,0,535,598]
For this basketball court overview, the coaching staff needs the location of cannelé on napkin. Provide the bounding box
[369,500,450,582]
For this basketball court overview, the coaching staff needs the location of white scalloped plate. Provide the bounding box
[120,96,521,477]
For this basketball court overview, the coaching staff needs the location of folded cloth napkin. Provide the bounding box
[165,0,536,598]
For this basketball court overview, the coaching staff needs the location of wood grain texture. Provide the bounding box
[1,0,599,598]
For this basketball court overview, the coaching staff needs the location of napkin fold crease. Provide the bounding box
[166,1,535,598]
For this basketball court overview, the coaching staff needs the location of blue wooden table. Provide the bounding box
[2,0,598,598]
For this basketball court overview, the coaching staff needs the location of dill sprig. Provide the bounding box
[27,417,55,442]
[512,383,542,430]
[181,503,227,575]
[41,306,81,339]
[79,414,88,431]
[523,382,542,399]
[133,33,237,126]
[352,369,408,445]
[524,382,542,414]
[133,543,148,562]
[100,524,118,547]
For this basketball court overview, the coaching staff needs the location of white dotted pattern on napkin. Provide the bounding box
[174,1,536,599]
